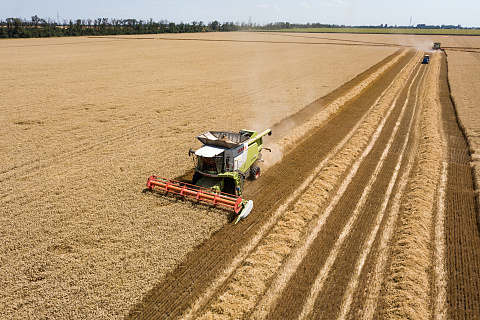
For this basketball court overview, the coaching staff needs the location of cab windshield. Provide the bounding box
[194,155,224,175]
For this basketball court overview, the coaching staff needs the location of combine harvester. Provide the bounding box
[147,129,272,224]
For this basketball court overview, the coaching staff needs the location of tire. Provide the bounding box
[237,174,245,196]
[192,171,202,185]
[223,178,236,195]
[250,165,260,180]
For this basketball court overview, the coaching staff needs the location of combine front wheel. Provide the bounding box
[192,171,202,185]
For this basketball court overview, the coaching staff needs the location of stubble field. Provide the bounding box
[442,35,480,204]
[1,32,479,319]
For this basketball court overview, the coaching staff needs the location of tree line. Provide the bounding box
[256,21,477,30]
[0,16,246,38]
[3,17,477,39]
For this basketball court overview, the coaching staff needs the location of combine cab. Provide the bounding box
[433,42,442,50]
[147,129,272,224]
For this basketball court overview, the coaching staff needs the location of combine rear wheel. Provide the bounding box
[250,166,260,180]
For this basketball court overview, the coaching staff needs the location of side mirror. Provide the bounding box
[189,148,195,156]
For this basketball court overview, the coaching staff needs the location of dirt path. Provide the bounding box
[126,51,480,319]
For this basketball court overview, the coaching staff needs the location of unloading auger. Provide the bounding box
[147,129,272,224]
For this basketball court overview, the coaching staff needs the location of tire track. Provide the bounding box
[298,100,412,320]
[360,51,479,320]
[258,31,404,48]
[154,36,401,48]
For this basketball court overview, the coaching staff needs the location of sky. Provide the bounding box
[1,0,478,27]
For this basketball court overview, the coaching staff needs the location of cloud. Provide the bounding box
[302,3,310,9]
[321,0,347,7]
[256,4,280,11]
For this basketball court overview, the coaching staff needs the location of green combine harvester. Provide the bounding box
[147,128,272,224]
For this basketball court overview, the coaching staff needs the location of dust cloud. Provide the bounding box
[405,36,436,53]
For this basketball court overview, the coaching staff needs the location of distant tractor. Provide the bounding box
[422,54,430,64]
[433,42,442,50]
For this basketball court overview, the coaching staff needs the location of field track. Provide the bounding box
[126,48,480,319]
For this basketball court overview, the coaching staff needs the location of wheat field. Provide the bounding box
[0,32,398,318]
[2,31,479,319]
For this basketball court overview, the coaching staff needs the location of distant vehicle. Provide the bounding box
[433,42,441,50]
[422,55,430,64]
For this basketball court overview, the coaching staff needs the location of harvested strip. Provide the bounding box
[128,50,417,320]
[337,62,425,320]
[253,51,422,320]
[196,51,421,320]
[298,56,424,320]
[360,104,421,320]
[177,51,414,320]
[383,52,444,319]
[434,54,448,320]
